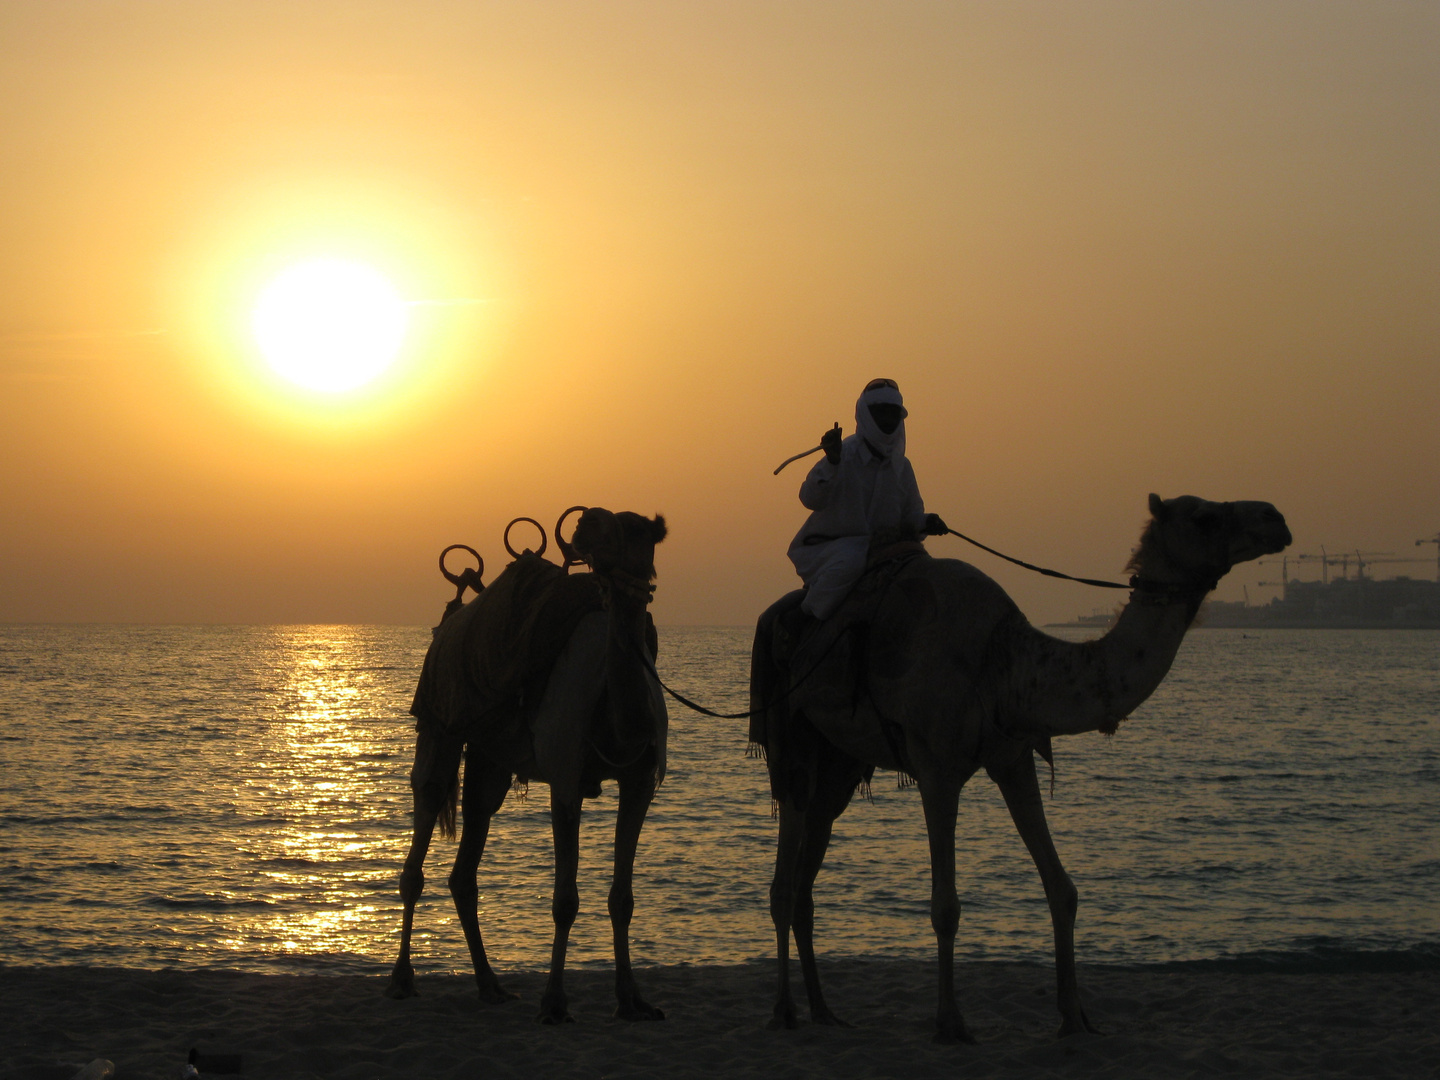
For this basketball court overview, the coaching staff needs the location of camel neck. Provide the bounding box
[1012,593,1198,738]
[1098,592,1198,718]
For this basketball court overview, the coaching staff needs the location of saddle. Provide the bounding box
[410,554,609,768]
[750,543,930,806]
[792,541,929,694]
[753,539,1059,808]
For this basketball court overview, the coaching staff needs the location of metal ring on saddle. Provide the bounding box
[503,517,548,560]
[439,544,483,588]
[438,543,485,607]
[554,505,589,570]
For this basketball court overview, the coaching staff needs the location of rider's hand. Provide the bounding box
[924,513,948,536]
[821,424,842,464]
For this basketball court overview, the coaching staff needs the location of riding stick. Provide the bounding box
[773,423,840,475]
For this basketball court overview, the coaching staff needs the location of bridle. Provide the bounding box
[594,565,658,609]
[1125,501,1237,605]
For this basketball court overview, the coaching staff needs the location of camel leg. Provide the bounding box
[791,755,863,1027]
[449,750,518,1004]
[385,802,436,999]
[990,754,1100,1037]
[766,799,807,1030]
[386,731,461,1000]
[919,780,974,1044]
[539,794,581,1024]
[610,767,664,1021]
[791,808,846,1026]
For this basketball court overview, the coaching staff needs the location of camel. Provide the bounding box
[386,506,670,1024]
[750,493,1291,1042]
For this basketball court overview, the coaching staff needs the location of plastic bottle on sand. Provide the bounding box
[71,1062,115,1080]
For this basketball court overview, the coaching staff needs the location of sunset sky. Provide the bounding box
[2,1,1436,627]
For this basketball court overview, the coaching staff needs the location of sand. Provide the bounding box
[4,960,1436,1080]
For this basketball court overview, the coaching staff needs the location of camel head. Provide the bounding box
[571,507,668,601]
[1126,494,1290,588]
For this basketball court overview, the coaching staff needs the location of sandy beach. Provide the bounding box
[5,959,1436,1079]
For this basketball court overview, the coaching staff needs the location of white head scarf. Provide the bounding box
[854,378,907,468]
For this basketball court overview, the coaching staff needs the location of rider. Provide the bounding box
[787,378,948,623]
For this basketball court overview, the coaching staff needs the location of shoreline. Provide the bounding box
[6,960,1436,1079]
[1044,621,1440,630]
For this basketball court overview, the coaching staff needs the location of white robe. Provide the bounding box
[787,434,928,619]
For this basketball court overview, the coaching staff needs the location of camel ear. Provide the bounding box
[1148,493,1167,520]
[649,515,668,544]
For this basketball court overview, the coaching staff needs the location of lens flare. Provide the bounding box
[252,259,409,392]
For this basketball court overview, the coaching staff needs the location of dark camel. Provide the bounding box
[386,507,669,1023]
[752,494,1291,1042]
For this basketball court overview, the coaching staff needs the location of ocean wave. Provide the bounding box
[0,810,186,827]
[4,624,1436,974]
[142,893,278,910]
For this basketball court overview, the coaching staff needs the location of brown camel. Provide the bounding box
[751,493,1291,1042]
[386,507,670,1024]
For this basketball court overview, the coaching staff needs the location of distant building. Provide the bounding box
[1053,576,1440,630]
[1200,576,1440,628]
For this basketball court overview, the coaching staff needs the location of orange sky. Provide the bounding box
[2,1,1437,626]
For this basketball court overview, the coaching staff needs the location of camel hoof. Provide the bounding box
[478,983,520,1005]
[538,994,573,1024]
[384,968,418,1000]
[766,1002,799,1031]
[614,999,665,1022]
[811,1007,851,1028]
[1058,1012,1104,1038]
[933,1018,977,1045]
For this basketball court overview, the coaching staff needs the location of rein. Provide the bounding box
[644,527,1223,722]
[632,620,850,721]
[460,509,1224,725]
[938,526,1219,599]
[939,527,1130,590]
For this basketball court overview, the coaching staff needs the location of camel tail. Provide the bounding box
[411,718,463,842]
[436,767,460,841]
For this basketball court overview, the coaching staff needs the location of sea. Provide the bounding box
[1,624,1436,977]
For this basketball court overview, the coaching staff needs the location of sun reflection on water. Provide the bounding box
[3,624,1435,975]
[219,626,419,966]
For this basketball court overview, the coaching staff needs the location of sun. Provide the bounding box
[252,258,409,392]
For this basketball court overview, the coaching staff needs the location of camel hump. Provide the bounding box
[410,554,606,763]
[751,552,1026,801]
[475,557,607,696]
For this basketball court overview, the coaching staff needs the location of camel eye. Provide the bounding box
[1193,512,1220,534]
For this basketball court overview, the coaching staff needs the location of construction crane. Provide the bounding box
[1291,548,1336,583]
[1272,550,1430,584]
[1254,553,1292,598]
[1418,533,1440,582]
[1257,555,1292,584]
[1349,555,1433,580]
[1292,548,1393,583]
